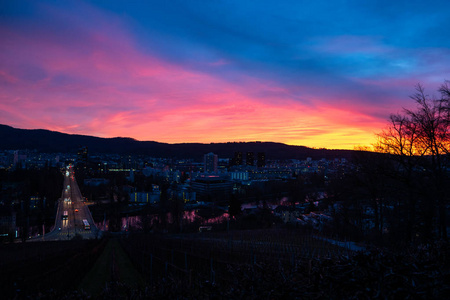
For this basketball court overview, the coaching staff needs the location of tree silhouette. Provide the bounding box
[375,82,450,240]
[228,193,242,217]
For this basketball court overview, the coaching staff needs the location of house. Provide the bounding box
[274,206,301,223]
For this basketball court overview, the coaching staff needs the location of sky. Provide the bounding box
[1,0,450,149]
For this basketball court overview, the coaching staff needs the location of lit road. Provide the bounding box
[41,165,101,241]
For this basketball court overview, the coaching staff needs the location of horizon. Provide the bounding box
[3,123,353,151]
[2,1,450,150]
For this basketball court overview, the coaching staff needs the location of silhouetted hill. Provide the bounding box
[0,124,355,160]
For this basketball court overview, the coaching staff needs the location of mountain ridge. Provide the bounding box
[0,124,356,160]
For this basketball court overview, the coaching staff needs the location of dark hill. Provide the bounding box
[0,124,355,160]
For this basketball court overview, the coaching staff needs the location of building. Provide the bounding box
[77,146,88,165]
[84,178,109,186]
[169,184,196,203]
[257,152,266,168]
[203,152,218,173]
[229,171,249,181]
[129,185,161,204]
[232,151,243,166]
[274,206,301,223]
[0,209,16,238]
[246,152,254,166]
[13,150,27,168]
[251,168,292,180]
[191,175,232,202]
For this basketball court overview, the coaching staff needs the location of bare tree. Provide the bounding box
[409,84,450,239]
[375,83,450,240]
[375,112,423,241]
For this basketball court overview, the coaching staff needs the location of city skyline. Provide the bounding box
[1,1,450,149]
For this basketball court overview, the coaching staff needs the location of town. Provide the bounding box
[0,147,352,240]
[1,143,448,298]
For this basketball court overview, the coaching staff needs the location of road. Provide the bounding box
[41,165,101,241]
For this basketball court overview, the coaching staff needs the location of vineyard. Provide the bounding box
[0,239,107,299]
[120,229,450,299]
[1,229,448,299]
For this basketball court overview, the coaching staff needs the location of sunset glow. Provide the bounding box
[2,1,450,149]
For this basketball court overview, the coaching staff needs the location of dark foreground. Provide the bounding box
[1,229,449,299]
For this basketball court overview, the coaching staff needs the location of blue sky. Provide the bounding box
[1,0,449,148]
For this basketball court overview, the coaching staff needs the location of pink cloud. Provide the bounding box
[0,5,394,149]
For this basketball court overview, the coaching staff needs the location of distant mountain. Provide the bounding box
[0,124,356,160]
